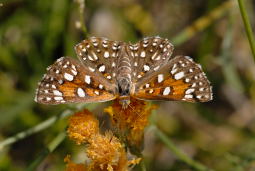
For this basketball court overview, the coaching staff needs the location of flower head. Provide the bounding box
[87,131,129,171]
[67,109,99,145]
[104,98,158,154]
[66,108,140,171]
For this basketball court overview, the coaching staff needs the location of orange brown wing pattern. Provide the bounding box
[35,57,117,104]
[133,56,212,102]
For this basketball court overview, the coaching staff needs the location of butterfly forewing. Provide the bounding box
[133,55,212,102]
[35,57,117,104]
[75,37,123,83]
[126,37,174,82]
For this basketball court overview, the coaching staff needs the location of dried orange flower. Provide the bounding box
[66,108,141,171]
[67,109,99,145]
[86,131,129,171]
[64,155,87,171]
[104,98,158,154]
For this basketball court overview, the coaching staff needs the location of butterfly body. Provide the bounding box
[35,37,212,107]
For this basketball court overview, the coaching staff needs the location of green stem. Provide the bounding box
[0,109,72,150]
[140,159,147,171]
[0,103,99,150]
[136,152,147,171]
[152,126,212,171]
[26,131,66,171]
[237,0,255,59]
[76,0,88,38]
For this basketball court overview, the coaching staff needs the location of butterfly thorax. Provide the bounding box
[116,46,133,108]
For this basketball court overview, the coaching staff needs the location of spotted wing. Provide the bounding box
[126,36,174,82]
[35,57,117,104]
[75,37,123,83]
[133,56,212,102]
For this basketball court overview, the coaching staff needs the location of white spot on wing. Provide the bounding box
[140,51,146,58]
[158,74,164,83]
[185,88,195,94]
[99,84,103,89]
[163,87,171,95]
[184,94,193,99]
[64,73,74,81]
[99,65,106,72]
[89,67,95,72]
[112,62,116,67]
[154,66,160,71]
[58,80,63,84]
[88,55,93,61]
[54,96,63,101]
[143,65,150,71]
[104,51,109,58]
[185,78,190,83]
[53,90,62,96]
[85,75,91,84]
[77,88,86,97]
[196,95,202,99]
[71,69,77,76]
[174,71,185,80]
[94,90,99,95]
[199,88,204,91]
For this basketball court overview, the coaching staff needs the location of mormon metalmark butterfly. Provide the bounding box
[35,37,212,108]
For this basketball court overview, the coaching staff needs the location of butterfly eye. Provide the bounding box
[118,78,130,96]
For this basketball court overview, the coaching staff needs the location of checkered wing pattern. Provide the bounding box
[133,55,212,102]
[35,57,117,104]
[126,37,174,82]
[75,37,123,83]
[35,36,212,106]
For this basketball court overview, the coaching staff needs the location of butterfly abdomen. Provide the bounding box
[116,46,133,107]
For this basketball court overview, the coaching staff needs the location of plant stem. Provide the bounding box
[0,102,99,150]
[136,152,147,171]
[172,0,234,45]
[75,0,88,38]
[237,0,255,59]
[0,109,72,150]
[26,131,66,171]
[140,159,147,171]
[152,126,212,171]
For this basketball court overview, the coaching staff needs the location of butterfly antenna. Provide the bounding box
[127,103,143,122]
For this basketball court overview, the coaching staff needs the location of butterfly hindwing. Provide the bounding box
[133,56,212,102]
[35,57,117,104]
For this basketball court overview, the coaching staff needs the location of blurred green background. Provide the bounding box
[0,0,255,170]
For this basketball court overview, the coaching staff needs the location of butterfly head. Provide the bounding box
[117,77,131,109]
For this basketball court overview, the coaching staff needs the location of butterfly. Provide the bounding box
[35,37,212,108]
